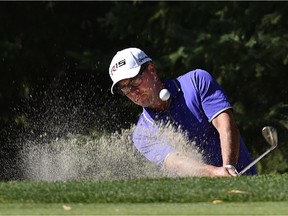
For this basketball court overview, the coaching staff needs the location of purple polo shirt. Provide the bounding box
[132,69,257,175]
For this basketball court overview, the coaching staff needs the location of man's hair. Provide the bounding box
[140,61,152,72]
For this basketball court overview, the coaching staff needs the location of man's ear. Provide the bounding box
[148,63,156,75]
[149,63,160,81]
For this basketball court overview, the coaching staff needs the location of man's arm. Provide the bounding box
[163,108,240,177]
[164,152,232,177]
[211,108,240,169]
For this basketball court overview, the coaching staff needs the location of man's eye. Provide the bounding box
[121,86,129,90]
[131,78,141,85]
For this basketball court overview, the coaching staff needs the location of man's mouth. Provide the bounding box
[135,94,146,103]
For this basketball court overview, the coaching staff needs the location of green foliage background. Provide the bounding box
[0,1,287,179]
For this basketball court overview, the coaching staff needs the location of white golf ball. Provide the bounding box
[159,89,170,101]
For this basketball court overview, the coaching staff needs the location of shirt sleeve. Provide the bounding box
[192,69,232,122]
[132,113,175,165]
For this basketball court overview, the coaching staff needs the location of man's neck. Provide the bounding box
[148,98,171,112]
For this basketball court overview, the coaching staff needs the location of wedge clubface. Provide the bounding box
[238,126,278,176]
[262,126,278,149]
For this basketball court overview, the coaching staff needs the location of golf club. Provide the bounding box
[225,126,278,176]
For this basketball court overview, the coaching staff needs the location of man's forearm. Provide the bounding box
[164,152,232,177]
[219,125,240,166]
[212,109,240,166]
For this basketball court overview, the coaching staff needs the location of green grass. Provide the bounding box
[0,174,288,215]
[1,202,288,215]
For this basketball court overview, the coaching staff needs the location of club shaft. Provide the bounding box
[238,148,272,176]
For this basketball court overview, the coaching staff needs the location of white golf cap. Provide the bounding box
[109,47,152,94]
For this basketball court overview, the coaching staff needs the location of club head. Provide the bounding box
[262,126,278,149]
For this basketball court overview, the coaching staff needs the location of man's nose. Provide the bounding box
[130,87,140,94]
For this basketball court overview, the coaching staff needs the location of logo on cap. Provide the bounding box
[110,59,126,76]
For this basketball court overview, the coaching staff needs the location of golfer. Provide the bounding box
[109,47,257,177]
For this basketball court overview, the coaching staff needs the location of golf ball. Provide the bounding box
[159,89,170,101]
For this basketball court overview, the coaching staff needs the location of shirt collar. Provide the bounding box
[164,79,181,98]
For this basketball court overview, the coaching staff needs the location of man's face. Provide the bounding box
[117,63,159,107]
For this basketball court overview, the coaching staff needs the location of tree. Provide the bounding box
[0,2,287,179]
